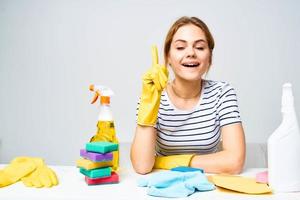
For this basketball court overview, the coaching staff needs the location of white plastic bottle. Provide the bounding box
[268,83,300,193]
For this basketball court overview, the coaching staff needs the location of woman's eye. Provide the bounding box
[196,47,204,50]
[176,47,184,50]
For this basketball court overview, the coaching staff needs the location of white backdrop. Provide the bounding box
[0,0,299,165]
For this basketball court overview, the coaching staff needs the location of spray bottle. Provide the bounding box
[89,84,119,171]
[268,83,300,192]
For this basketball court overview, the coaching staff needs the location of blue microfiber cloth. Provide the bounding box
[137,170,215,198]
[171,166,204,173]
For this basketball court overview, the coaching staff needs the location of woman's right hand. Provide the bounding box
[137,45,168,126]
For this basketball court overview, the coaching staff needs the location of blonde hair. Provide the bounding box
[164,16,215,70]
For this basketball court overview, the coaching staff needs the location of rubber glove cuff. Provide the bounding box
[154,154,195,170]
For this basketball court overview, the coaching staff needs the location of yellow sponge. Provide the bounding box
[76,158,113,170]
[210,174,272,194]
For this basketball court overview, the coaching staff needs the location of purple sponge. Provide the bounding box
[80,149,113,162]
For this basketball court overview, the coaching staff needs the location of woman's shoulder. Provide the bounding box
[203,79,235,91]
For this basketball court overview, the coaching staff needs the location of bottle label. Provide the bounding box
[90,120,119,171]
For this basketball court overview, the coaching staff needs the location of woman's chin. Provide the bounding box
[179,74,203,82]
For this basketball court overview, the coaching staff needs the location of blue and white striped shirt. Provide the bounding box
[154,80,242,156]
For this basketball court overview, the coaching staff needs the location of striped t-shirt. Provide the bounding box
[154,80,242,156]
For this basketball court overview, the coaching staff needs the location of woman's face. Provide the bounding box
[168,24,211,82]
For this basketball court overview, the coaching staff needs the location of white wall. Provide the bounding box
[0,0,299,165]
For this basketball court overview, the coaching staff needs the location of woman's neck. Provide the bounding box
[171,79,202,100]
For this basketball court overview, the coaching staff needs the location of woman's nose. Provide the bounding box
[186,47,196,58]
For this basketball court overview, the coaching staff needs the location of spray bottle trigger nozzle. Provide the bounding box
[89,84,114,104]
[91,91,100,104]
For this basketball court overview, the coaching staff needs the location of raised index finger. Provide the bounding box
[151,45,159,66]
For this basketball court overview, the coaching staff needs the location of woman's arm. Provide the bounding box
[130,125,157,174]
[190,123,245,174]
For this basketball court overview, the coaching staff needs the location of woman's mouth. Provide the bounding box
[182,62,200,68]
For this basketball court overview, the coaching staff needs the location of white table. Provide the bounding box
[1,144,300,200]
[1,166,300,200]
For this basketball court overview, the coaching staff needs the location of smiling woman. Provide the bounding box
[168,24,210,85]
[131,16,245,175]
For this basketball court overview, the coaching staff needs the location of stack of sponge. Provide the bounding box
[76,142,119,185]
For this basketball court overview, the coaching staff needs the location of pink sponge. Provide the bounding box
[85,172,119,185]
[256,171,268,184]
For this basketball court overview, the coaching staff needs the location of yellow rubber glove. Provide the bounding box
[154,154,195,170]
[21,157,58,188]
[0,157,36,187]
[137,45,169,126]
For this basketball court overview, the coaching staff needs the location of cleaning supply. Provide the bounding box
[21,157,58,188]
[210,174,271,194]
[256,171,268,184]
[76,158,112,170]
[171,166,204,173]
[80,149,113,162]
[0,157,36,187]
[138,170,215,198]
[137,45,169,126]
[154,154,195,170]
[268,83,300,193]
[89,85,119,171]
[86,141,118,154]
[0,157,58,188]
[79,167,111,178]
[78,142,120,185]
[85,172,119,185]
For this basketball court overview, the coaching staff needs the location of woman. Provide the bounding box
[131,16,245,175]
